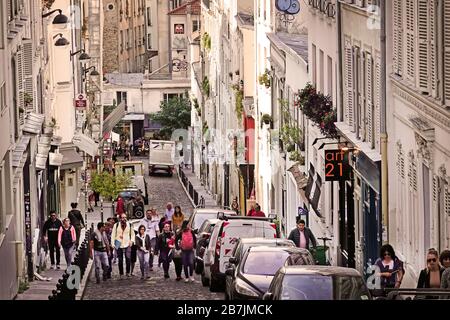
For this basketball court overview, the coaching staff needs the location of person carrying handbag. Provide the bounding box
[169,232,183,281]
[111,214,134,279]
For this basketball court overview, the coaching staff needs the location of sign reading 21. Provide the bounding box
[275,0,301,15]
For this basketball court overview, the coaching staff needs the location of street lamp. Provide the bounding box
[71,49,91,62]
[42,9,69,25]
[53,33,70,46]
[84,66,100,77]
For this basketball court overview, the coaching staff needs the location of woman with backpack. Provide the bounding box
[175,220,197,283]
[57,218,77,267]
[155,223,173,279]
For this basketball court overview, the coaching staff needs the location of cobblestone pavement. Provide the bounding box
[83,158,224,300]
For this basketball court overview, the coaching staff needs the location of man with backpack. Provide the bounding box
[111,214,134,279]
[68,202,85,247]
[57,218,77,267]
[175,220,197,282]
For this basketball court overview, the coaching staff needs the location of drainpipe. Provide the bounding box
[337,0,343,122]
[168,0,173,74]
[380,0,389,243]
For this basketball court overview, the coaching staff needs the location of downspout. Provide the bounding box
[380,0,388,243]
[337,0,343,122]
[168,0,173,75]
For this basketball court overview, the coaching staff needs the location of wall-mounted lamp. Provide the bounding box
[53,33,70,46]
[42,9,68,25]
[84,66,100,76]
[71,49,91,62]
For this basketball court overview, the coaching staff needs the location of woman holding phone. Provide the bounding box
[374,244,404,291]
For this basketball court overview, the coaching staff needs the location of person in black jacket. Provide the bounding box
[288,219,317,251]
[417,248,445,299]
[42,210,63,269]
[135,225,151,280]
[68,202,85,247]
[155,223,173,279]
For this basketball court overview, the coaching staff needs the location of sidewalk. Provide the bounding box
[15,206,103,300]
[177,165,217,208]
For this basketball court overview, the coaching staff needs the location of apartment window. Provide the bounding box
[0,83,6,115]
[327,56,333,98]
[163,93,182,103]
[148,59,153,73]
[319,49,324,93]
[147,7,152,26]
[312,44,317,86]
[193,20,200,33]
[147,33,152,50]
[117,91,128,105]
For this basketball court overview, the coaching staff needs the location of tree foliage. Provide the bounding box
[90,171,132,201]
[150,95,191,140]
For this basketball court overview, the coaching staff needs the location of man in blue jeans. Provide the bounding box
[90,222,110,283]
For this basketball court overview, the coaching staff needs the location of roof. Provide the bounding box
[281,266,362,277]
[267,32,308,64]
[236,12,254,29]
[168,0,201,15]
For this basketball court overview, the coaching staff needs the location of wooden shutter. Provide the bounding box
[374,52,381,151]
[23,40,34,112]
[405,0,415,80]
[344,38,354,128]
[365,52,373,147]
[429,0,437,97]
[444,0,450,106]
[417,0,429,93]
[393,0,403,76]
[16,49,24,111]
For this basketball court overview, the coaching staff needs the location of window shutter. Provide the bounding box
[429,0,437,97]
[405,0,415,80]
[7,0,11,21]
[374,52,381,151]
[444,0,450,106]
[365,52,373,147]
[16,49,24,111]
[23,40,34,112]
[344,38,354,128]
[445,188,450,216]
[393,0,403,76]
[417,0,430,94]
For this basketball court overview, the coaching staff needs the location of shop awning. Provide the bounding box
[12,136,31,167]
[72,134,99,157]
[102,101,126,135]
[60,148,83,170]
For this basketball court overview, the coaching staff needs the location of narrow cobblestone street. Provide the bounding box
[83,158,223,300]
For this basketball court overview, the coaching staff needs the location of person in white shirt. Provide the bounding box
[140,208,160,271]
[111,214,135,278]
[165,202,175,224]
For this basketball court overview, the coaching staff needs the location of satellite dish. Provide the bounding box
[286,0,300,14]
[275,0,292,12]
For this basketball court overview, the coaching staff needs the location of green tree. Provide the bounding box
[90,171,132,203]
[150,95,191,139]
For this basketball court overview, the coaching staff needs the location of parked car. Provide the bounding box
[263,266,372,300]
[187,208,237,232]
[227,237,295,267]
[203,216,278,292]
[195,218,220,274]
[225,246,314,300]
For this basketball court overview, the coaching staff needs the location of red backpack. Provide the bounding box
[180,230,194,250]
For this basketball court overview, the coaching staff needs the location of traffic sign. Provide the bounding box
[75,93,87,109]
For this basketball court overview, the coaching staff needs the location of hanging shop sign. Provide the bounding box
[324,149,351,181]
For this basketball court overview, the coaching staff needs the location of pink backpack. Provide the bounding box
[180,230,194,250]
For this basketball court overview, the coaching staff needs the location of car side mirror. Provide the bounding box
[229,257,237,264]
[262,292,273,300]
[225,267,234,277]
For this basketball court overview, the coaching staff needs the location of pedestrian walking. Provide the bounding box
[88,192,96,213]
[104,218,115,279]
[111,214,134,279]
[89,222,110,284]
[440,249,450,299]
[42,210,62,269]
[116,196,126,217]
[247,203,265,217]
[373,244,404,297]
[246,204,256,216]
[57,218,77,267]
[135,225,151,280]
[288,218,317,252]
[68,202,85,247]
[155,223,173,279]
[139,209,160,271]
[175,220,196,283]
[170,232,183,281]
[165,202,175,227]
[172,206,185,232]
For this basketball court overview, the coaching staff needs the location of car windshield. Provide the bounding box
[193,213,218,229]
[243,251,290,276]
[280,275,370,300]
[119,191,138,199]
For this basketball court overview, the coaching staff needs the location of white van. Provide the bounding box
[202,216,277,291]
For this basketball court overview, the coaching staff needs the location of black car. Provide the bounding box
[263,266,372,300]
[225,246,314,300]
[195,218,219,275]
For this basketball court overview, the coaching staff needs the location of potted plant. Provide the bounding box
[24,93,33,107]
[289,150,305,164]
[261,113,272,127]
[202,33,211,51]
[202,77,210,98]
[258,69,271,88]
[231,83,244,120]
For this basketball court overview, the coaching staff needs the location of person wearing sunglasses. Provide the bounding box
[417,248,445,289]
[374,244,404,291]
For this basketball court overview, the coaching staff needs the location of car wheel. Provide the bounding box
[209,275,222,292]
[134,208,144,219]
[201,272,209,287]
